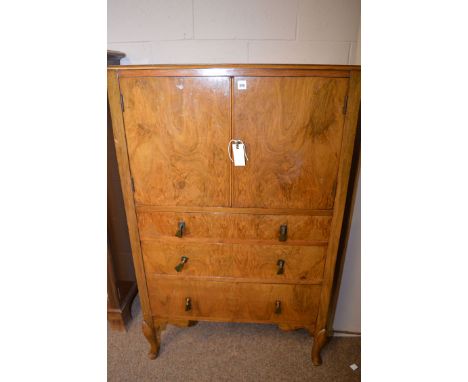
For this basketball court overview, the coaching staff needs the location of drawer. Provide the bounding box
[148,278,321,324]
[138,211,331,243]
[142,241,326,283]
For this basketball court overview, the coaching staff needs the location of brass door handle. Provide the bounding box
[275,300,282,314]
[185,297,192,311]
[175,256,188,272]
[175,221,185,238]
[279,224,288,242]
[276,259,285,275]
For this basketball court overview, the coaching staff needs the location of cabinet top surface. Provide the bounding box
[108,64,360,71]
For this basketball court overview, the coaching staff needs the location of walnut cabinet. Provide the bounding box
[107,64,360,365]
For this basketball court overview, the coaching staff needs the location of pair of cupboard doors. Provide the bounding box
[108,65,360,366]
[121,73,348,210]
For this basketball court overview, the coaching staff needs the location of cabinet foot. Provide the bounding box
[311,329,328,366]
[142,320,160,359]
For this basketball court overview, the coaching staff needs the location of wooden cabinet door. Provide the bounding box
[232,77,349,209]
[119,77,231,207]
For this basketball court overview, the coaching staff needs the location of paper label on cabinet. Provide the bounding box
[237,80,247,90]
[232,143,246,166]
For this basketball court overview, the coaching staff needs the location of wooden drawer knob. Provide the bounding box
[175,221,186,238]
[185,297,192,311]
[276,259,285,275]
[275,300,282,314]
[279,224,288,242]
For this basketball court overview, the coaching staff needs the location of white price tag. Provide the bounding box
[232,143,246,166]
[237,80,247,90]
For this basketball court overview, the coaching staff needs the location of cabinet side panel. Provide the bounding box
[107,69,153,323]
[315,71,360,333]
[107,102,134,281]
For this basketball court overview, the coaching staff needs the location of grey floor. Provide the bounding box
[108,296,360,381]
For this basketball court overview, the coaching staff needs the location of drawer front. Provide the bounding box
[142,241,326,283]
[148,278,321,324]
[138,211,331,243]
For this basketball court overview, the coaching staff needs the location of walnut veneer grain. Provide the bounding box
[108,64,360,364]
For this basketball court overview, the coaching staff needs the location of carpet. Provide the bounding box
[108,295,360,381]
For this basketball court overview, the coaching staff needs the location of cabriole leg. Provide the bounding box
[311,329,328,366]
[142,320,160,359]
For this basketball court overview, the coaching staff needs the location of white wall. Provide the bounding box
[334,173,361,333]
[108,0,361,332]
[108,0,360,65]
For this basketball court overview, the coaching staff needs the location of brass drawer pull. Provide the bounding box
[185,297,192,311]
[279,224,288,241]
[175,256,188,272]
[276,259,285,275]
[275,300,282,314]
[175,221,185,238]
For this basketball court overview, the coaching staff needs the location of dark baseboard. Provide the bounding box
[107,281,138,331]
